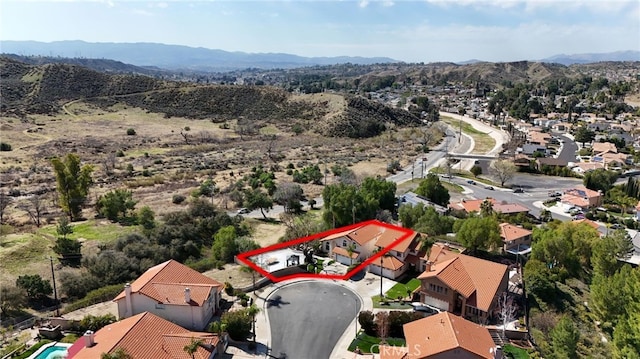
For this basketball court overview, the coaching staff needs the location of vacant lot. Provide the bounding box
[440,116,495,154]
[0,102,431,287]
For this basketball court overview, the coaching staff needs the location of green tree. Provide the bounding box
[243,188,273,219]
[0,285,26,315]
[583,169,618,193]
[137,206,156,232]
[322,183,377,228]
[549,316,580,359]
[183,338,203,359]
[454,216,501,253]
[415,174,450,206]
[592,230,633,278]
[480,199,494,217]
[50,154,94,221]
[52,237,82,265]
[591,268,629,327]
[101,348,132,359]
[574,126,595,146]
[273,182,304,213]
[360,177,397,212]
[470,165,482,177]
[398,204,453,236]
[221,307,253,340]
[79,313,117,332]
[490,160,516,187]
[97,189,137,222]
[56,216,74,239]
[523,259,556,302]
[16,274,52,300]
[212,226,238,263]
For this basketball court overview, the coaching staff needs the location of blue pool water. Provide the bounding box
[29,343,69,359]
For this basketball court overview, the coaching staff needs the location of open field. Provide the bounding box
[0,101,429,287]
[440,116,496,153]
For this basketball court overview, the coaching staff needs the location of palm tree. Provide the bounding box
[247,304,261,344]
[480,199,494,217]
[240,265,257,294]
[346,243,357,266]
[209,320,227,336]
[101,348,131,359]
[183,338,203,359]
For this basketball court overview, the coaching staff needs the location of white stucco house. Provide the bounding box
[320,221,422,279]
[113,260,224,331]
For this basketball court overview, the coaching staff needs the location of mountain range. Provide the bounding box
[1,40,638,72]
[0,40,396,71]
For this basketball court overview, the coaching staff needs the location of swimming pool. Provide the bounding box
[27,342,71,359]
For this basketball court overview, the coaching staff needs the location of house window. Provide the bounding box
[342,239,347,247]
[155,303,165,310]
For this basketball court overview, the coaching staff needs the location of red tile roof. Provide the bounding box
[403,312,497,358]
[114,260,223,306]
[320,222,418,251]
[418,254,508,312]
[70,312,220,359]
[499,223,532,242]
[371,255,406,271]
[333,247,359,259]
[426,243,460,263]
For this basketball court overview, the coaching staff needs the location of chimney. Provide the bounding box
[83,330,95,348]
[184,287,191,303]
[425,261,432,272]
[493,345,503,359]
[124,283,133,318]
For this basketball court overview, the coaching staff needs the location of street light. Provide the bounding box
[49,256,59,317]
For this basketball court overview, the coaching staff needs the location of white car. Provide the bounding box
[236,208,250,214]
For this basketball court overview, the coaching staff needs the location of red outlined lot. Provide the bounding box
[236,219,414,282]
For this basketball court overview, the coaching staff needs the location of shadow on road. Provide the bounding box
[266,295,290,308]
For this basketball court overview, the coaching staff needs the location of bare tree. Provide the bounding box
[375,311,390,344]
[18,193,47,227]
[0,189,11,225]
[498,292,518,336]
[180,127,191,145]
[490,159,516,187]
[102,153,117,176]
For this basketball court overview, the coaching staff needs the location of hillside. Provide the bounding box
[0,57,420,138]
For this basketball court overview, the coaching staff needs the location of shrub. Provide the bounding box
[0,142,12,151]
[76,314,117,332]
[386,160,402,174]
[116,149,125,157]
[126,128,136,136]
[224,282,235,296]
[358,310,376,336]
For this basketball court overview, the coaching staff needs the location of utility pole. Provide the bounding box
[458,119,462,143]
[50,256,59,317]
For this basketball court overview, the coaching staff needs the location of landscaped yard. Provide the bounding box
[348,333,406,353]
[386,278,421,300]
[503,344,531,359]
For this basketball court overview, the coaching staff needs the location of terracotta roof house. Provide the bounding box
[380,312,503,359]
[417,254,508,323]
[499,223,532,254]
[449,198,496,214]
[67,312,226,359]
[113,260,223,331]
[493,203,530,216]
[320,221,421,279]
[592,142,617,154]
[536,157,568,171]
[572,218,600,231]
[561,186,603,210]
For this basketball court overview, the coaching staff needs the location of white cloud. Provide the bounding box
[382,0,395,7]
[359,0,370,8]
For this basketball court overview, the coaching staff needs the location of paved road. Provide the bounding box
[266,281,361,359]
[449,174,582,219]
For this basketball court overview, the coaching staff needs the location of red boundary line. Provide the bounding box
[236,219,415,282]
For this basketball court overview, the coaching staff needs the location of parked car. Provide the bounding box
[410,302,440,317]
[564,206,579,213]
[236,208,250,214]
[611,223,624,230]
[485,186,494,190]
[548,191,562,197]
[467,180,476,185]
[573,214,586,220]
[514,188,524,193]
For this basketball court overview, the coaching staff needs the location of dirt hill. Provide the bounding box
[0,57,420,138]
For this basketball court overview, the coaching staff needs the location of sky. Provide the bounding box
[1,0,639,63]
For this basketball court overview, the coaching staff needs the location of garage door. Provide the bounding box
[335,254,352,266]
[422,295,449,312]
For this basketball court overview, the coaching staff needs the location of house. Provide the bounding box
[572,218,600,231]
[417,250,508,323]
[499,223,532,254]
[379,312,503,359]
[449,198,528,216]
[493,203,530,216]
[113,260,223,331]
[521,144,548,156]
[561,186,603,210]
[535,157,568,171]
[67,312,226,359]
[592,142,617,154]
[319,221,421,279]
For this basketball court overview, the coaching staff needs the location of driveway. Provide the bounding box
[266,281,361,359]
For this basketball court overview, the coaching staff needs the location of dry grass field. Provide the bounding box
[0,100,437,287]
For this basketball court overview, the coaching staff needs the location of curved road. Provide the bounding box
[266,281,361,359]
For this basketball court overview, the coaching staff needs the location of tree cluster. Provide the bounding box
[414,174,450,206]
[322,177,396,228]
